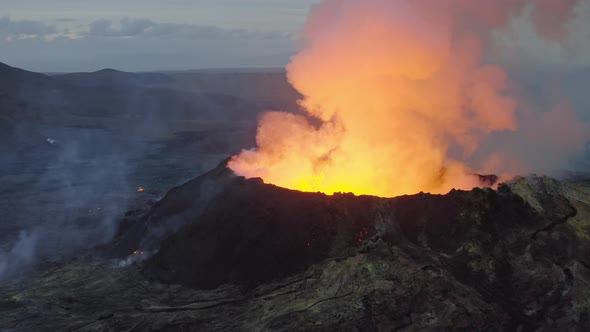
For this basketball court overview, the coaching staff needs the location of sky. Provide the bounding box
[0,0,318,72]
[0,0,589,72]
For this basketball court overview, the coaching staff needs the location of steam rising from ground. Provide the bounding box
[229,0,589,197]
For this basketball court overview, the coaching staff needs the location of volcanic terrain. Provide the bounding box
[2,159,590,331]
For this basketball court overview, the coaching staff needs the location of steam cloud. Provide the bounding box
[229,0,589,197]
[0,140,129,280]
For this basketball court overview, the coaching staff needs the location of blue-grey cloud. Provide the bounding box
[55,18,77,23]
[0,16,291,43]
[89,18,156,37]
[86,17,291,40]
[0,17,57,37]
[0,17,295,72]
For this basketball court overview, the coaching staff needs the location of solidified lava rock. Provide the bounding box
[134,162,561,289]
[4,162,590,331]
[104,161,590,330]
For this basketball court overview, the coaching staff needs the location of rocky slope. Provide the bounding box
[1,162,590,331]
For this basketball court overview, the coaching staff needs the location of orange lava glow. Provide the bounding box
[228,0,582,197]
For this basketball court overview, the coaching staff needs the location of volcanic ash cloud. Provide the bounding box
[229,0,587,197]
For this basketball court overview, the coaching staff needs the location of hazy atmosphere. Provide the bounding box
[1,0,318,71]
[2,1,590,330]
[2,0,590,72]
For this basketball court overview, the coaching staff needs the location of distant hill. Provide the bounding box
[53,68,175,87]
[0,62,271,124]
[0,61,55,112]
[0,62,55,145]
[0,62,52,87]
[0,62,300,151]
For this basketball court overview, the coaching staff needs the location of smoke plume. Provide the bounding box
[229,0,588,197]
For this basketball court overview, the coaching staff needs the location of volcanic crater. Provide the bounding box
[63,160,590,330]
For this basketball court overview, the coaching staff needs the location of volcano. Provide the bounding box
[2,0,590,330]
[9,161,576,331]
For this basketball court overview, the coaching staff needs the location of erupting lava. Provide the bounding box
[229,0,582,197]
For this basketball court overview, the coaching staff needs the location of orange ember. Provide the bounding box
[137,186,145,193]
[228,0,583,197]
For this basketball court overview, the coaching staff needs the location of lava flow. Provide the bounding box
[229,0,583,197]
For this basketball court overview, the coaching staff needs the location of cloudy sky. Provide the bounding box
[1,0,589,73]
[0,0,318,72]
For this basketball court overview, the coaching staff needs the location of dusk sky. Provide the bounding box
[0,0,317,72]
[1,0,589,72]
